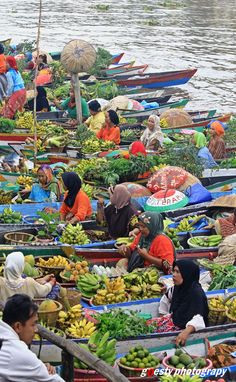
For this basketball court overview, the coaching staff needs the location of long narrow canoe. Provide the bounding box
[111,52,124,64]
[116,68,197,88]
[105,64,149,77]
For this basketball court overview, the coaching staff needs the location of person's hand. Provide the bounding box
[49,277,57,286]
[137,246,148,258]
[65,212,74,221]
[43,274,55,283]
[45,363,56,375]
[118,245,131,258]
[129,228,140,238]
[175,328,190,346]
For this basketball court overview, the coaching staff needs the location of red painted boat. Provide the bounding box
[0,133,34,142]
[111,52,124,64]
[116,68,197,89]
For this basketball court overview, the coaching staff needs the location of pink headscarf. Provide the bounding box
[109,184,131,210]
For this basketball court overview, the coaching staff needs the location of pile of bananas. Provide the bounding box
[81,138,101,154]
[0,208,22,224]
[17,175,34,188]
[61,260,89,282]
[57,304,83,329]
[164,227,181,249]
[99,140,116,151]
[189,235,222,248]
[45,136,68,148]
[209,297,225,310]
[226,298,236,318]
[81,183,95,199]
[36,255,69,268]
[16,112,34,130]
[115,237,134,246]
[34,322,65,340]
[93,277,128,305]
[77,273,104,299]
[124,268,162,300]
[66,318,97,338]
[60,223,90,245]
[0,190,13,205]
[160,118,168,128]
[74,331,116,369]
[72,158,106,179]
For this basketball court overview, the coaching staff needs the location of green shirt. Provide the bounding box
[61,97,89,119]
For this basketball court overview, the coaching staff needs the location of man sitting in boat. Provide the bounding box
[0,294,65,381]
[118,211,175,274]
[54,87,89,123]
[140,115,164,151]
[147,260,209,346]
[96,109,120,145]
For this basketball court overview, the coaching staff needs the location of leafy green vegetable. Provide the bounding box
[88,47,112,77]
[0,118,16,133]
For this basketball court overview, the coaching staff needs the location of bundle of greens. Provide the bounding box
[0,117,16,133]
[88,47,113,77]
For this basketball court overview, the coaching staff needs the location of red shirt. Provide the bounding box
[60,190,92,221]
[96,124,120,145]
[129,232,175,266]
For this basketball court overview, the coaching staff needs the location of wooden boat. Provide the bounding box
[126,90,165,99]
[131,94,172,105]
[116,68,197,89]
[0,38,11,46]
[0,132,35,143]
[49,51,61,61]
[105,64,149,77]
[111,52,124,64]
[119,98,190,119]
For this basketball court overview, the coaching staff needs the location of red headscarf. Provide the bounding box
[130,141,147,156]
[210,121,225,137]
[6,56,18,71]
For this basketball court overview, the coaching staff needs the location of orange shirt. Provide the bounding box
[129,232,174,266]
[60,189,92,221]
[0,54,6,74]
[96,124,120,145]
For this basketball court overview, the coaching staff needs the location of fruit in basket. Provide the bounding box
[66,318,97,338]
[62,260,89,282]
[0,190,13,205]
[60,224,90,245]
[226,298,236,318]
[93,277,127,305]
[76,273,104,298]
[37,255,69,268]
[189,235,222,247]
[0,208,22,224]
[123,267,162,300]
[81,138,101,154]
[38,300,58,312]
[209,297,225,310]
[164,228,181,249]
[166,349,208,369]
[16,111,34,129]
[57,304,83,329]
[120,345,160,368]
[25,255,35,267]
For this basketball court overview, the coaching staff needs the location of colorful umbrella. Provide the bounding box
[145,189,189,213]
[147,166,188,193]
[121,182,151,197]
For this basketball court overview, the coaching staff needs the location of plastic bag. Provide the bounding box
[185,183,212,205]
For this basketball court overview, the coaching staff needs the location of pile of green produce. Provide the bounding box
[81,183,96,199]
[77,273,104,299]
[119,345,160,369]
[0,208,22,224]
[47,83,70,100]
[23,255,41,278]
[0,117,16,133]
[60,224,90,245]
[164,228,181,249]
[75,331,116,369]
[189,235,222,248]
[0,190,13,205]
[166,348,208,369]
[88,47,113,77]
[93,309,155,339]
[198,259,236,290]
[81,80,121,101]
[123,267,162,300]
[174,215,206,232]
[121,128,143,142]
[49,61,67,88]
[72,158,106,179]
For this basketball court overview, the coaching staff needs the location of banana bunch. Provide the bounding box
[57,304,83,329]
[77,273,103,299]
[121,129,136,140]
[37,255,69,268]
[34,322,65,340]
[81,138,101,154]
[81,183,95,199]
[160,375,202,382]
[0,190,13,205]
[164,228,181,249]
[160,118,168,128]
[60,223,90,245]
[226,298,236,318]
[45,136,67,148]
[17,175,33,187]
[189,235,222,248]
[116,237,134,246]
[0,208,22,224]
[66,318,96,338]
[88,331,116,365]
[72,158,106,178]
[36,139,46,152]
[16,112,34,129]
[124,268,162,300]
[99,140,116,151]
[93,276,128,305]
[209,297,225,310]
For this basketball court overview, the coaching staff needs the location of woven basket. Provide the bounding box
[225,292,236,323]
[208,296,226,326]
[35,264,67,278]
[61,40,96,73]
[37,300,62,327]
[58,289,81,308]
[4,232,35,245]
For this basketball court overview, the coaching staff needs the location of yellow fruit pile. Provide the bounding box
[209,297,225,310]
[37,255,69,268]
[17,175,33,188]
[58,304,83,329]
[93,276,128,305]
[226,298,236,318]
[62,260,89,282]
[66,318,97,338]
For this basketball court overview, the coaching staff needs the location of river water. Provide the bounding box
[1,0,235,112]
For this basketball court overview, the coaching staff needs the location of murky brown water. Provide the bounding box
[1,0,235,112]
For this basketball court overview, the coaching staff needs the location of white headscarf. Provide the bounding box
[141,115,164,149]
[4,252,25,289]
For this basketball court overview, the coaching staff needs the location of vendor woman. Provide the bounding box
[193,132,217,169]
[96,110,120,145]
[60,172,92,223]
[85,100,105,133]
[153,260,209,345]
[0,252,56,305]
[29,165,61,202]
[118,211,175,273]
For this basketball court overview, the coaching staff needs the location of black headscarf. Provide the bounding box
[0,44,4,54]
[62,172,82,208]
[88,100,101,112]
[170,260,209,329]
[28,86,50,112]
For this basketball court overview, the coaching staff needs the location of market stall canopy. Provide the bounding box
[160,108,192,127]
[147,166,188,193]
[121,182,151,197]
[145,189,189,212]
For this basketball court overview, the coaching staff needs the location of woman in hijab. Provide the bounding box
[1,56,26,119]
[0,252,56,304]
[85,100,106,133]
[97,184,138,239]
[118,211,175,273]
[27,86,50,112]
[29,165,61,202]
[60,172,92,223]
[140,115,164,150]
[152,260,209,345]
[208,121,226,160]
[97,109,120,145]
[193,132,217,169]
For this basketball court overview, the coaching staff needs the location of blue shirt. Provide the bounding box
[7,68,25,94]
[198,147,218,169]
